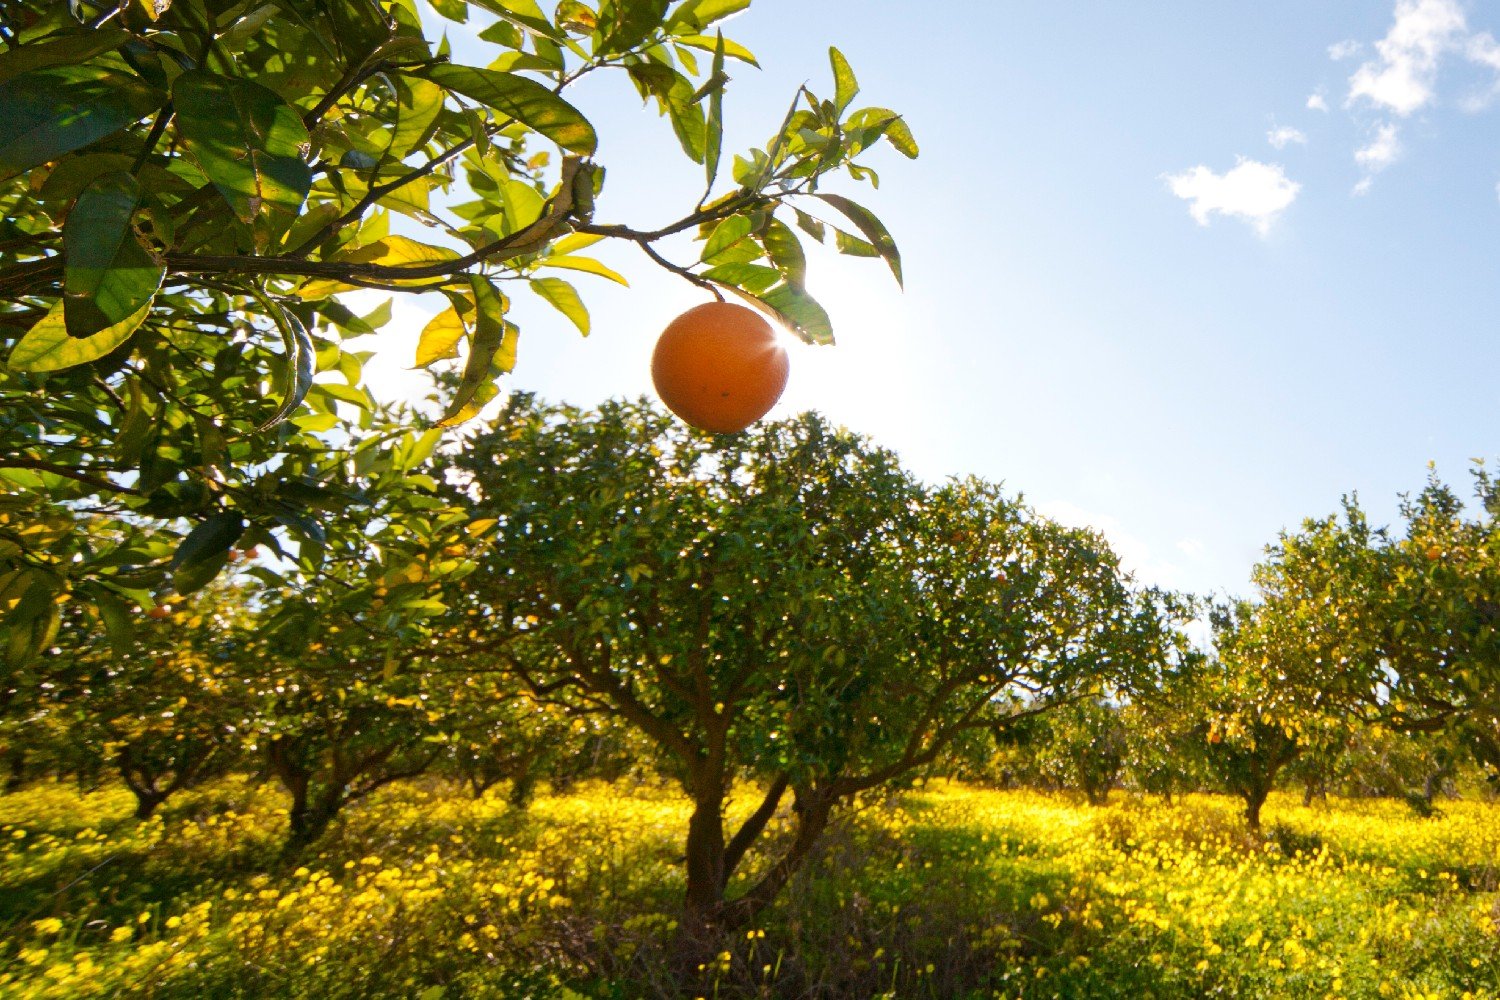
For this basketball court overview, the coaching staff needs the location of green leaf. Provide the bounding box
[469,0,570,43]
[700,262,779,292]
[9,299,148,373]
[0,29,132,85]
[91,586,136,657]
[603,0,670,55]
[732,149,768,186]
[672,33,757,66]
[757,282,833,345]
[257,304,315,431]
[220,4,283,50]
[829,47,859,116]
[666,0,750,32]
[171,512,245,597]
[414,306,467,366]
[420,65,597,156]
[530,277,589,335]
[793,208,825,243]
[833,228,878,257]
[847,106,918,159]
[63,172,165,339]
[0,66,162,181]
[428,0,469,21]
[760,217,806,286]
[627,63,705,163]
[550,231,606,254]
[810,193,902,286]
[441,276,513,426]
[535,255,629,285]
[389,77,446,159]
[702,214,752,261]
[172,70,312,222]
[703,31,726,191]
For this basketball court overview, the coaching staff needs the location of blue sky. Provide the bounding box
[363,0,1500,597]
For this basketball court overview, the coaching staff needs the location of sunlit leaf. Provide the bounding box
[828,47,858,116]
[173,70,312,221]
[0,66,161,180]
[441,276,513,425]
[415,306,468,366]
[535,255,629,285]
[63,172,165,339]
[8,299,149,373]
[420,64,598,155]
[530,277,589,335]
[810,192,902,286]
[666,0,750,33]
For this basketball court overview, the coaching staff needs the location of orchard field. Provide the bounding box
[7,1,1500,999]
[3,778,1499,1000]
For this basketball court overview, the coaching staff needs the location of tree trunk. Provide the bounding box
[682,789,728,928]
[4,746,25,793]
[1243,782,1269,831]
[268,739,324,853]
[118,749,167,820]
[673,773,796,977]
[287,787,343,850]
[132,789,165,820]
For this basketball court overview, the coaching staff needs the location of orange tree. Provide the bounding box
[1248,468,1500,784]
[1,0,916,661]
[1192,600,1349,830]
[429,395,1190,954]
[10,572,258,818]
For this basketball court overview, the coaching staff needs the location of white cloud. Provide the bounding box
[1460,32,1500,109]
[1355,122,1402,171]
[1177,538,1206,559]
[1306,93,1330,112]
[1353,176,1375,197]
[1347,0,1467,115]
[1165,158,1301,236]
[1267,125,1307,149]
[1033,500,1188,590]
[1329,39,1363,60]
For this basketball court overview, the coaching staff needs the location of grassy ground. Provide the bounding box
[1,778,1497,998]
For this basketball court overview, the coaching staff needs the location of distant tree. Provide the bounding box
[1252,467,1500,785]
[1196,600,1348,831]
[1120,689,1210,803]
[991,698,1130,804]
[1288,722,1464,815]
[12,572,255,818]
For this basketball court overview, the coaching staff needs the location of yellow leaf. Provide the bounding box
[414,307,466,367]
[299,237,461,298]
[9,300,150,373]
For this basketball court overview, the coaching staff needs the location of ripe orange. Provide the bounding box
[651,301,789,433]
[146,605,171,620]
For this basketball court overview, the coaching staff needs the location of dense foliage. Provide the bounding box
[1,0,915,661]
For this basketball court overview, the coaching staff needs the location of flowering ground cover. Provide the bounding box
[2,779,1497,999]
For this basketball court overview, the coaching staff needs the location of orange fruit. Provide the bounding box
[651,301,789,433]
[146,605,171,619]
